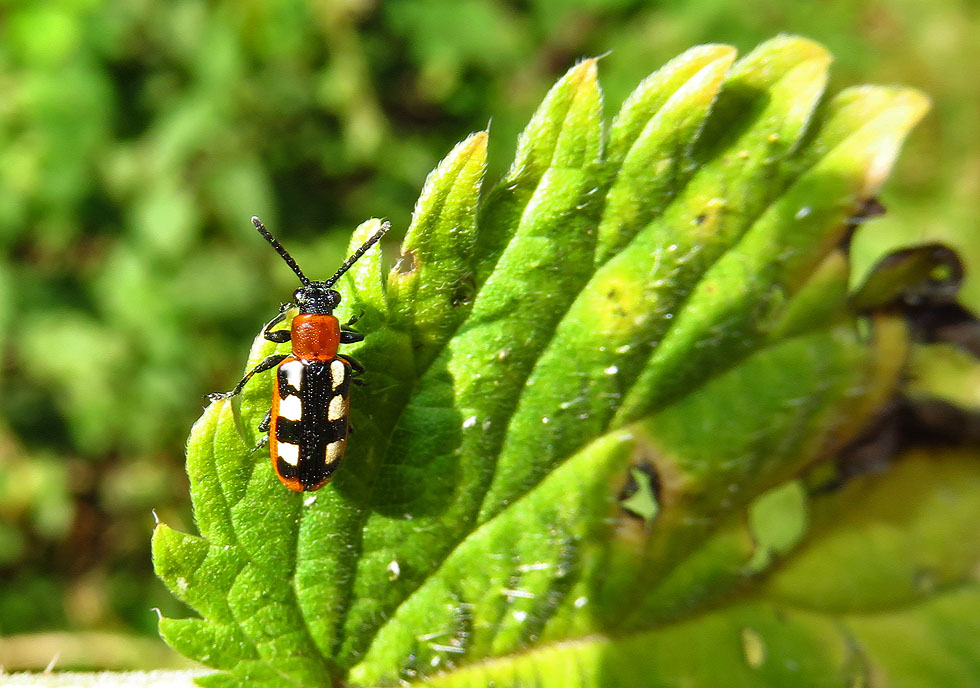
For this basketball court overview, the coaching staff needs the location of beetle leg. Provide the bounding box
[250,434,269,455]
[263,303,294,343]
[338,354,364,375]
[338,354,366,386]
[208,353,288,401]
[340,311,365,344]
[342,310,364,329]
[250,410,272,454]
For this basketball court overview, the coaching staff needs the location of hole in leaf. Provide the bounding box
[619,461,661,524]
[394,250,417,274]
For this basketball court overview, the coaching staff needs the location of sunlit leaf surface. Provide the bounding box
[153,37,977,688]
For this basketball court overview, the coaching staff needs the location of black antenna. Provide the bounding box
[323,221,391,288]
[252,216,310,286]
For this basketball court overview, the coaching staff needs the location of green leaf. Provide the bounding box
[597,43,736,263]
[619,467,661,523]
[386,131,488,369]
[153,37,968,688]
[159,618,257,670]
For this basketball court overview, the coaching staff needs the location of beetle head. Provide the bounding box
[294,282,341,314]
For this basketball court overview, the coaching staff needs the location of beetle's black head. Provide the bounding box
[294,282,341,314]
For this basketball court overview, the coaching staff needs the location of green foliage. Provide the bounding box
[2,0,978,673]
[154,37,979,687]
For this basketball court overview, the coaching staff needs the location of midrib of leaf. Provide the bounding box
[357,263,917,680]
[352,39,807,558]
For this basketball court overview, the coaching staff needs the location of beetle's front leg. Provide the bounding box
[341,311,364,330]
[209,304,294,400]
[263,303,294,343]
[340,311,365,344]
[208,354,289,401]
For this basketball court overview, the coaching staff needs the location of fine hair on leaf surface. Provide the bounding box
[153,36,980,688]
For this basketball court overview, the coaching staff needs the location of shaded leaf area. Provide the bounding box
[393,450,980,688]
[153,37,956,686]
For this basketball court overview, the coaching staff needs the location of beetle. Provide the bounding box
[210,216,389,491]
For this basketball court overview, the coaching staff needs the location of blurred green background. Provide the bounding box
[0,0,976,670]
